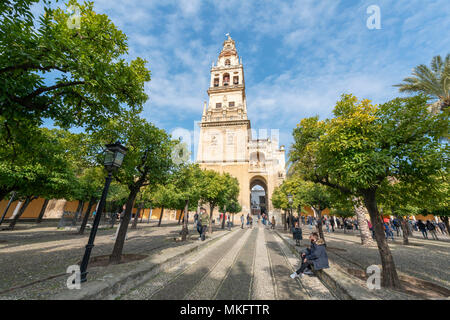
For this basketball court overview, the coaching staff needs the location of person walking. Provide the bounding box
[293,222,303,246]
[226,214,232,231]
[290,232,329,278]
[249,214,253,229]
[393,218,401,237]
[271,216,276,230]
[426,220,439,240]
[383,221,394,241]
[437,221,447,235]
[329,216,335,232]
[240,214,245,229]
[325,218,330,233]
[417,220,428,239]
[198,207,210,241]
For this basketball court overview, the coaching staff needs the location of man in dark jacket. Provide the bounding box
[291,232,329,278]
[417,220,428,239]
[293,222,303,246]
[426,220,439,240]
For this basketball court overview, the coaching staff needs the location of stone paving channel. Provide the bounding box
[119,224,336,300]
[0,220,232,299]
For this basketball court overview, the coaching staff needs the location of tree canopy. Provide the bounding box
[1,0,150,129]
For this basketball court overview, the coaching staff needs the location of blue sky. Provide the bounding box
[38,0,450,157]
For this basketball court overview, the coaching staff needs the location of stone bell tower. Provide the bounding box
[197,35,286,219]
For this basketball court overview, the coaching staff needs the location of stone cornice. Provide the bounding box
[200,119,251,128]
[208,84,244,94]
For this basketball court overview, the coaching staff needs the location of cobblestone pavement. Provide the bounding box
[294,225,450,290]
[120,223,336,300]
[0,220,230,300]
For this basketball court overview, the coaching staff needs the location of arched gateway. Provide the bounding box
[196,35,286,220]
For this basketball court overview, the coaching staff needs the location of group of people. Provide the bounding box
[366,218,448,241]
[415,219,446,240]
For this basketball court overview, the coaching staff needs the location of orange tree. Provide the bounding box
[289,94,448,289]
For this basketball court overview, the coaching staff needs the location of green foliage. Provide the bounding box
[1,0,150,129]
[199,170,240,212]
[394,54,450,111]
[93,112,175,194]
[0,124,76,200]
[290,94,449,197]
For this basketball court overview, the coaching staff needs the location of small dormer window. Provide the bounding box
[229,102,235,107]
[225,59,230,66]
[216,103,222,108]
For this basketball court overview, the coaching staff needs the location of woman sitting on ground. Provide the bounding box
[290,232,329,278]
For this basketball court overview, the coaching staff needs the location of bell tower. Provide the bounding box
[196,35,286,219]
[202,34,248,123]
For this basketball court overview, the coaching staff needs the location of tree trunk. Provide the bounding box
[343,218,347,233]
[282,211,287,231]
[35,199,50,224]
[177,208,183,225]
[221,211,226,229]
[362,190,402,289]
[0,191,16,225]
[131,206,141,229]
[209,203,215,234]
[0,187,14,203]
[399,216,409,245]
[158,206,164,226]
[441,216,450,236]
[78,197,96,235]
[312,207,326,244]
[109,188,139,264]
[7,196,36,230]
[353,198,376,246]
[181,200,189,241]
[297,206,303,226]
[72,200,83,226]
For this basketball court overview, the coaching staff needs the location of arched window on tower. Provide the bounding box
[233,76,239,85]
[225,59,231,66]
[223,73,230,86]
[214,78,219,87]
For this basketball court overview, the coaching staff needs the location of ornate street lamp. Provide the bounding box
[80,141,127,283]
[287,193,294,233]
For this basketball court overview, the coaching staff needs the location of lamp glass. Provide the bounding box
[104,150,115,167]
[113,151,125,167]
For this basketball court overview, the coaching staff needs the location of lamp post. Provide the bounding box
[287,193,293,233]
[79,141,127,283]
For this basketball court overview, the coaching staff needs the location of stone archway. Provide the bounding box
[249,176,268,216]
